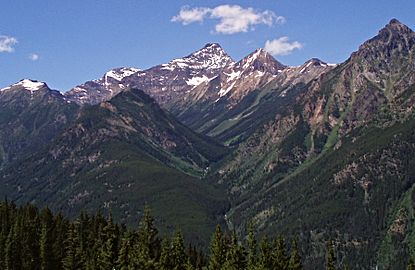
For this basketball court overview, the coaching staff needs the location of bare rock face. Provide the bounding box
[64,43,334,128]
[65,43,234,107]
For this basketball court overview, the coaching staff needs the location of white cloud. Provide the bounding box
[171,5,285,35]
[264,37,303,56]
[0,35,18,53]
[29,53,40,61]
[171,6,210,25]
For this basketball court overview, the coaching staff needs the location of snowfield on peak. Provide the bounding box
[105,67,141,81]
[186,75,210,87]
[1,79,46,92]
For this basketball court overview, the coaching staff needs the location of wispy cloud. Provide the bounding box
[171,6,210,25]
[29,53,40,61]
[172,5,285,35]
[0,35,18,53]
[264,37,303,56]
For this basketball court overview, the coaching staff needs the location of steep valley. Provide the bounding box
[0,18,414,269]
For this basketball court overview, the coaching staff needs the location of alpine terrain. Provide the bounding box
[0,18,414,269]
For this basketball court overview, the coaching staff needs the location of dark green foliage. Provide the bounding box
[159,238,173,270]
[258,237,273,269]
[97,214,118,269]
[0,88,228,247]
[288,239,303,270]
[170,231,188,270]
[246,223,257,270]
[222,231,247,270]
[0,201,306,270]
[40,207,55,270]
[208,225,227,270]
[62,224,82,270]
[272,235,289,270]
[326,240,336,270]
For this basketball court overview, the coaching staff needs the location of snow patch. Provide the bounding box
[224,70,241,82]
[160,64,175,71]
[2,79,47,92]
[186,75,211,87]
[219,81,236,97]
[255,71,265,78]
[105,67,140,82]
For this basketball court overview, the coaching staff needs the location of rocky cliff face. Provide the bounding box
[210,19,415,269]
[65,43,333,143]
[65,43,234,107]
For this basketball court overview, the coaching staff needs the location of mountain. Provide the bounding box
[65,43,234,107]
[65,43,334,147]
[1,18,414,269]
[173,57,334,146]
[0,86,228,245]
[0,79,80,168]
[210,19,415,269]
[67,67,141,105]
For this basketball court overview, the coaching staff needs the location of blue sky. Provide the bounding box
[0,0,414,91]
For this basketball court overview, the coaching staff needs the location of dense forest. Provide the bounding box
[0,200,336,270]
[1,200,414,269]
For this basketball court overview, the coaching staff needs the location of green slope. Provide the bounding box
[0,88,229,246]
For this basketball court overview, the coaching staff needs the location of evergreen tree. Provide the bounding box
[21,204,41,270]
[53,213,69,269]
[97,213,118,269]
[272,235,288,270]
[222,231,247,270]
[171,231,188,270]
[288,239,302,270]
[5,218,22,270]
[62,224,82,270]
[40,207,55,270]
[117,231,136,270]
[133,206,159,269]
[246,223,257,270]
[208,225,227,270]
[158,238,172,270]
[326,240,336,270]
[257,237,273,270]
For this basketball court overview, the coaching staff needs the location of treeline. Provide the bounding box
[0,200,347,270]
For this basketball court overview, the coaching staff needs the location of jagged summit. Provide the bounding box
[377,18,414,39]
[385,18,411,31]
[203,42,222,49]
[234,47,286,74]
[166,43,234,70]
[357,18,414,53]
[104,67,141,82]
[295,58,335,74]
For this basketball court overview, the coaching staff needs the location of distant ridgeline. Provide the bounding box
[0,200,340,270]
[2,19,415,270]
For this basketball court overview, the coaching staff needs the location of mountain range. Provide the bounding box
[1,18,414,269]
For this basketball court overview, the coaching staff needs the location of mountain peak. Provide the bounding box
[104,67,141,82]
[382,18,413,35]
[298,58,335,73]
[1,79,49,92]
[354,19,414,59]
[203,43,222,49]
[304,58,327,66]
[388,18,401,25]
[167,43,234,70]
[236,48,286,74]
